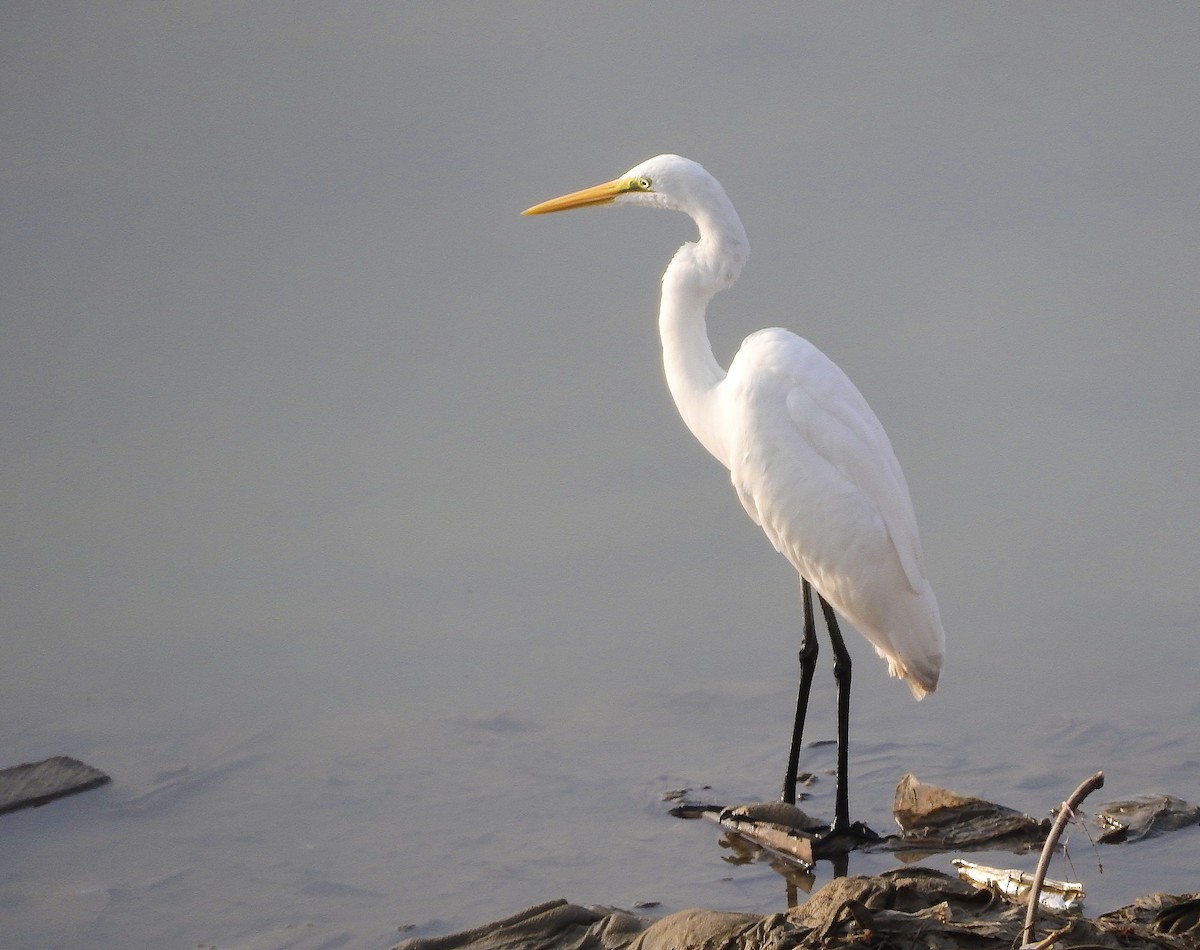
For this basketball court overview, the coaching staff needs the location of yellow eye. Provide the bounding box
[635,177,652,191]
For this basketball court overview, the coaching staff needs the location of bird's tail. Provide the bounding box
[870,584,945,701]
[887,652,940,700]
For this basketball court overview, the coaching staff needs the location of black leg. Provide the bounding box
[782,578,819,805]
[818,594,852,835]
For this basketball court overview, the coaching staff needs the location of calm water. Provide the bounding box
[4,621,1198,948]
[3,4,1197,948]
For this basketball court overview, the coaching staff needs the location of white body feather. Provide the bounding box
[640,155,945,698]
[721,329,944,695]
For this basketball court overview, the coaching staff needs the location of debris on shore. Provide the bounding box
[399,772,1200,949]
[393,868,1200,949]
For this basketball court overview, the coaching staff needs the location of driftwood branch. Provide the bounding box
[1021,770,1105,948]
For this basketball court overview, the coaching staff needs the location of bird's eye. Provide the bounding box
[636,177,652,191]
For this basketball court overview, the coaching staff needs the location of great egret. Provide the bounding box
[523,154,945,840]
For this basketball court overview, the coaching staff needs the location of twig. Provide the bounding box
[1021,770,1105,948]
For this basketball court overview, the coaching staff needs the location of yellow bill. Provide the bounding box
[522,176,646,216]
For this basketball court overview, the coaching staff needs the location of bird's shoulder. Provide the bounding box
[727,327,860,411]
[723,325,890,499]
[733,326,827,369]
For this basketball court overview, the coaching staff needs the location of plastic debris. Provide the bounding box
[953,858,1084,913]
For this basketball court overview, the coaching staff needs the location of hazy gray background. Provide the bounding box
[3,4,1198,948]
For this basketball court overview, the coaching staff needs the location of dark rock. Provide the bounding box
[0,756,111,815]
[892,772,1050,850]
[1093,794,1200,843]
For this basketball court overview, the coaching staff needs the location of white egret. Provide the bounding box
[523,155,945,840]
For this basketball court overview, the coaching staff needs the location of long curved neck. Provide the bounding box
[658,211,748,471]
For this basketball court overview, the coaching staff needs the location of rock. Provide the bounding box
[393,898,646,950]
[1093,794,1200,843]
[0,756,111,815]
[892,773,1049,850]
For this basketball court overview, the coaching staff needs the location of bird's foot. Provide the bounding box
[809,820,883,855]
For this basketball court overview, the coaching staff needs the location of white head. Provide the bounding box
[522,154,749,278]
[524,154,725,214]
